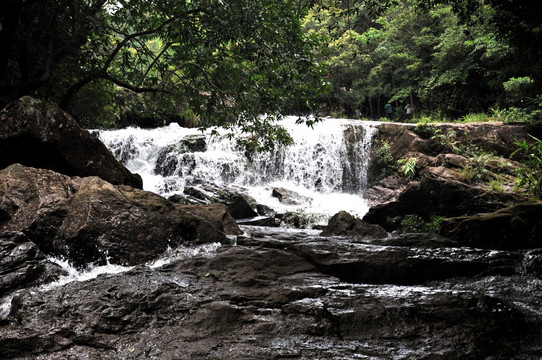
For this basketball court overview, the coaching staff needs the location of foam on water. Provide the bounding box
[96,116,379,220]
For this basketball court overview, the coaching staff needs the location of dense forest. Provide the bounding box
[1,0,541,142]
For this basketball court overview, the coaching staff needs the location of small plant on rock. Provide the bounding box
[375,140,397,179]
[398,157,417,180]
[512,135,542,199]
[398,214,444,234]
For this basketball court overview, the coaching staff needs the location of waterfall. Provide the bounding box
[96,116,378,220]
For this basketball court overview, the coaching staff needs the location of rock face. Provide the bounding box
[0,164,241,267]
[0,97,142,188]
[441,201,542,249]
[363,121,540,231]
[363,178,525,231]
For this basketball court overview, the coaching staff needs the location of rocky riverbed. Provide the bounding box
[1,226,542,359]
[1,97,542,358]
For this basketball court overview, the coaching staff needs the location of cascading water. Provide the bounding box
[96,116,379,222]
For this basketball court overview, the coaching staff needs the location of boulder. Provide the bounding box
[0,164,241,267]
[441,201,542,250]
[321,211,387,239]
[227,196,258,219]
[363,178,525,231]
[0,96,142,188]
[272,187,310,205]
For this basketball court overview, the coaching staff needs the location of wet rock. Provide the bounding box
[0,164,241,267]
[363,178,525,231]
[0,231,66,295]
[272,187,309,205]
[289,238,522,285]
[236,216,279,227]
[0,96,142,189]
[277,212,312,229]
[227,196,258,219]
[0,244,535,359]
[441,201,542,250]
[321,211,387,239]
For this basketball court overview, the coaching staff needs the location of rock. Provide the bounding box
[0,164,241,267]
[0,96,142,189]
[227,196,258,219]
[369,232,459,248]
[289,237,522,285]
[321,211,387,239]
[277,212,312,229]
[0,244,534,359]
[363,178,525,231]
[236,216,279,227]
[272,187,309,205]
[0,231,66,295]
[437,153,468,168]
[441,201,542,250]
[363,175,408,205]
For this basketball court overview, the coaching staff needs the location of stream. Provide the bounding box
[0,117,541,359]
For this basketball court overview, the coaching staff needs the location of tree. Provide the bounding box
[0,0,326,148]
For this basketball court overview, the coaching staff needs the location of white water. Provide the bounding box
[96,116,379,221]
[0,243,223,319]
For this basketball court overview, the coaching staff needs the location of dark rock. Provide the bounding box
[363,178,525,231]
[0,164,241,267]
[278,212,311,229]
[154,147,179,176]
[0,244,533,359]
[236,216,279,227]
[0,96,142,189]
[369,232,459,248]
[227,196,258,219]
[181,135,207,152]
[256,203,276,217]
[321,211,387,239]
[441,201,542,250]
[183,186,211,203]
[0,231,66,295]
[289,237,522,285]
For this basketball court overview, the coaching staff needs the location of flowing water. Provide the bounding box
[96,116,379,221]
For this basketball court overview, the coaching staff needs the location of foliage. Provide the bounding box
[374,140,397,179]
[512,135,542,199]
[431,129,460,154]
[398,157,417,179]
[0,0,326,148]
[398,214,444,234]
[460,113,489,123]
[490,107,542,123]
[414,122,438,138]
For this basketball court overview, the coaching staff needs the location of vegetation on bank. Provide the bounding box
[1,1,541,140]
